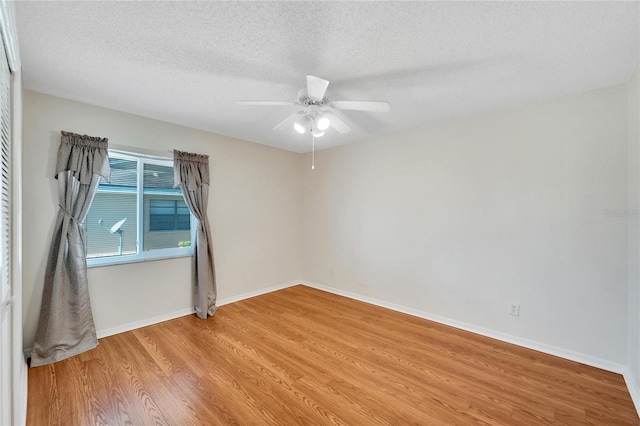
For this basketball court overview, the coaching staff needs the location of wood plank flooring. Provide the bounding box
[27,285,639,425]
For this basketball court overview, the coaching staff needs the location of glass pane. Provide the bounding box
[143,164,190,250]
[144,163,175,190]
[151,206,175,215]
[176,215,191,230]
[86,158,138,258]
[177,204,190,215]
[102,157,137,187]
[150,199,174,209]
[150,215,175,231]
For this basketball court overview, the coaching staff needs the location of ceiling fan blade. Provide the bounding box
[331,100,391,112]
[323,111,351,134]
[238,100,297,106]
[272,111,301,131]
[306,75,330,100]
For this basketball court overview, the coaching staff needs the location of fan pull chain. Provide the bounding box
[311,135,315,170]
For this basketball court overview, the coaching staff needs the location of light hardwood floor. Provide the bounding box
[27,285,639,425]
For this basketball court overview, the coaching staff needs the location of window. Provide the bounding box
[85,151,193,267]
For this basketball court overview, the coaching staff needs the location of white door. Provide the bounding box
[0,29,12,426]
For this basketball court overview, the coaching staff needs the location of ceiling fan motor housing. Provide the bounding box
[297,88,329,106]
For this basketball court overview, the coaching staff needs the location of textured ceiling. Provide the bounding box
[15,1,640,153]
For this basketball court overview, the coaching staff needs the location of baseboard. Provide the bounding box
[624,370,640,416]
[95,280,302,339]
[300,281,628,376]
[217,280,301,306]
[96,307,195,339]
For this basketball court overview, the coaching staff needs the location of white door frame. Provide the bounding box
[0,1,24,425]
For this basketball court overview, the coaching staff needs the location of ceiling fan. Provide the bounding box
[239,75,390,137]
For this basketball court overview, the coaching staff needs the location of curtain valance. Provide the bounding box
[56,131,110,184]
[173,149,209,190]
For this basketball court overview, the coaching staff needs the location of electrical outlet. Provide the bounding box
[509,304,520,317]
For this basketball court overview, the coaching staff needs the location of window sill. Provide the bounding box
[87,249,193,269]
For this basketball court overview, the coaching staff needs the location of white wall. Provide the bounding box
[22,90,302,348]
[302,84,629,365]
[629,69,640,395]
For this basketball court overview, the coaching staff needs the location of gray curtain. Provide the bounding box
[174,150,217,318]
[30,131,110,367]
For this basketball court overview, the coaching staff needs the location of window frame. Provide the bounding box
[86,150,194,268]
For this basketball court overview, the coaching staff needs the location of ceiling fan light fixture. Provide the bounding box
[315,115,330,131]
[311,129,325,138]
[294,118,307,134]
